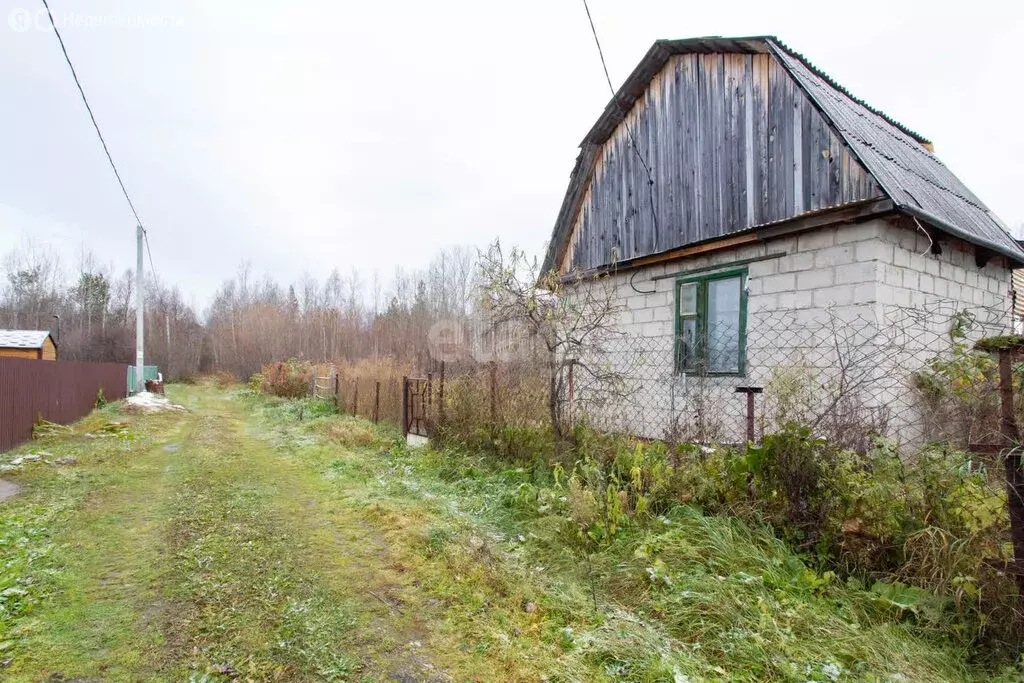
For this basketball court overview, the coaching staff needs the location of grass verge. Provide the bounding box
[2,384,1019,681]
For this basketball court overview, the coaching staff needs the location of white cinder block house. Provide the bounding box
[543,36,1024,444]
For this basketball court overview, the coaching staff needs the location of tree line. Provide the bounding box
[0,240,479,380]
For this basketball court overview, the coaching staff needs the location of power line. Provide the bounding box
[579,0,660,248]
[581,0,616,97]
[144,231,157,282]
[39,0,144,228]
[39,0,158,283]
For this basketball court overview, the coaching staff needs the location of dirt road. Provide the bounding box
[0,385,551,681]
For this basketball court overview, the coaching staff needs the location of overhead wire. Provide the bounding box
[144,231,157,281]
[579,0,659,293]
[580,0,616,102]
[39,0,144,229]
[39,0,157,281]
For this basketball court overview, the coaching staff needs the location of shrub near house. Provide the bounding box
[436,411,1016,654]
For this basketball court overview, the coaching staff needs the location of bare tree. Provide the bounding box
[2,239,62,329]
[0,239,487,382]
[477,239,624,446]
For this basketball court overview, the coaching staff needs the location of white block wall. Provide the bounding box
[876,222,1009,310]
[871,222,1011,445]
[572,217,1013,445]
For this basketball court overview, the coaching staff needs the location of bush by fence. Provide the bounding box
[259,359,314,398]
[0,357,128,452]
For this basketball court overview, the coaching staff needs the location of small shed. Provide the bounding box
[0,330,58,361]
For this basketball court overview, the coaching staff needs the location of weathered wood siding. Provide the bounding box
[1014,270,1024,318]
[561,53,882,272]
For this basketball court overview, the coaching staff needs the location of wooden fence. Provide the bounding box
[313,365,407,426]
[312,360,551,440]
[0,357,128,453]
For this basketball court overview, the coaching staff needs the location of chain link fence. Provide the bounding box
[403,302,1012,453]
[315,300,1013,456]
[571,302,1011,449]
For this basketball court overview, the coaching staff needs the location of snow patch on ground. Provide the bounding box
[125,392,187,414]
[406,433,429,448]
[0,478,21,501]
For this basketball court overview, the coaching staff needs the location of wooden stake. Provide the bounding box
[997,350,1024,601]
[489,361,497,429]
[438,361,445,427]
[373,381,380,423]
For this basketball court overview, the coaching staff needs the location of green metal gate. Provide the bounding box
[127,365,159,394]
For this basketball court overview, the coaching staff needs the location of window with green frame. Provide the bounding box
[674,268,747,375]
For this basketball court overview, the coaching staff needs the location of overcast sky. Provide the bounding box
[1,0,1022,308]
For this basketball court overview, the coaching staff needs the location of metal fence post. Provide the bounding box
[401,376,409,436]
[734,386,763,444]
[426,372,433,426]
[353,378,359,416]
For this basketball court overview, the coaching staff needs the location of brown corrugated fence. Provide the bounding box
[0,357,128,453]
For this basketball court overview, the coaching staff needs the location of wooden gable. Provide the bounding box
[557,51,881,273]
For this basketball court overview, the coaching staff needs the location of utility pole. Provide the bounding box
[135,225,145,393]
[165,312,171,380]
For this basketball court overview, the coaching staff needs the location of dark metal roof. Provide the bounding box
[767,40,1023,265]
[546,36,1023,271]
